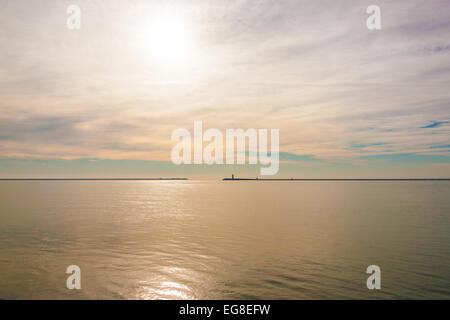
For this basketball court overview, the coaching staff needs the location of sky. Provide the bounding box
[0,0,449,178]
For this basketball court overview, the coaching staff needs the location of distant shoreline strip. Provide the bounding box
[0,178,188,181]
[0,178,449,181]
[223,178,450,181]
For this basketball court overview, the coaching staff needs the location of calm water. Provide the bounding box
[0,180,449,299]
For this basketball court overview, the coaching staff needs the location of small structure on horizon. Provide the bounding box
[232,174,235,180]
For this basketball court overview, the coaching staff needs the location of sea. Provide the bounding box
[0,180,449,299]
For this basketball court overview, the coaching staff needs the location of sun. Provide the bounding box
[146,14,194,65]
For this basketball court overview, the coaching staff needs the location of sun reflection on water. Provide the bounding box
[135,267,197,300]
[137,280,193,300]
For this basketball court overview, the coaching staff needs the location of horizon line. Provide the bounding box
[0,178,189,181]
[223,178,450,181]
[1,178,449,181]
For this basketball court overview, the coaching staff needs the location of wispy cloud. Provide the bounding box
[430,45,450,53]
[420,121,449,129]
[430,145,450,149]
[349,142,388,149]
[279,153,322,162]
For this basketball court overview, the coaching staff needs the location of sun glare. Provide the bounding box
[146,14,194,65]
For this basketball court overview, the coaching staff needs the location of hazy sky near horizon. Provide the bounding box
[0,0,449,177]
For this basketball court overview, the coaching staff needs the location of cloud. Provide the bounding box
[279,153,322,162]
[359,153,449,163]
[430,45,450,53]
[0,0,449,177]
[420,121,449,129]
[349,142,388,149]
